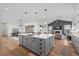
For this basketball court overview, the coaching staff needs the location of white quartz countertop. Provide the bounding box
[72,33,79,38]
[19,33,54,39]
[30,34,54,39]
[18,33,32,36]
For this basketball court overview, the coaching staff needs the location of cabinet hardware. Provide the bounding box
[40,39,42,41]
[39,47,42,49]
[39,43,42,45]
[39,52,42,54]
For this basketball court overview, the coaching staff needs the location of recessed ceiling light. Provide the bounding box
[5,8,8,10]
[44,21,47,24]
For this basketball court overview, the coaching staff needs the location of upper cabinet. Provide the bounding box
[73,4,79,32]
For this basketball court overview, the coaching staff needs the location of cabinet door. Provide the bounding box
[37,39,45,55]
[37,39,45,51]
[37,49,45,56]
[50,36,55,48]
[23,36,28,48]
[19,35,23,45]
[45,39,50,55]
[76,40,79,51]
[27,37,31,49]
[31,38,37,53]
[71,35,75,45]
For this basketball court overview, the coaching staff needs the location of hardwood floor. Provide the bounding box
[0,36,78,56]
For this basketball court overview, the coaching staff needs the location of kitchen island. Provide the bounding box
[18,33,55,56]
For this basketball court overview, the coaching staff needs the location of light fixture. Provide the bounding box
[44,8,47,19]
[25,11,27,14]
[44,8,47,11]
[24,9,27,15]
[44,21,47,24]
[34,9,38,14]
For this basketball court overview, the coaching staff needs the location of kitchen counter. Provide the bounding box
[18,33,55,56]
[71,33,79,54]
[72,33,79,38]
[18,33,32,36]
[30,34,54,39]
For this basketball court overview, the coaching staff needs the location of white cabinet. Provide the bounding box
[71,35,79,53]
[19,35,23,45]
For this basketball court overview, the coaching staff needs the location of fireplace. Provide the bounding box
[55,31,60,34]
[54,30,62,34]
[54,30,62,39]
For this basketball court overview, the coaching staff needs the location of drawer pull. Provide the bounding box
[39,43,42,45]
[39,52,42,54]
[40,47,42,49]
[40,39,42,41]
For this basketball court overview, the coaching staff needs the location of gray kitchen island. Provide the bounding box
[18,33,55,56]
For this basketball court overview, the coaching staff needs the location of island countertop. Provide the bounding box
[18,33,54,39]
[18,33,32,36]
[72,33,79,38]
[30,34,54,39]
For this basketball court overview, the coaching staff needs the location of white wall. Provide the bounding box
[0,3,77,34]
[76,4,79,31]
[0,22,8,36]
[72,4,79,32]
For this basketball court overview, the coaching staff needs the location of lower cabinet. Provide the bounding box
[19,35,23,45]
[31,38,38,53]
[71,35,79,54]
[19,35,55,56]
[22,36,28,48]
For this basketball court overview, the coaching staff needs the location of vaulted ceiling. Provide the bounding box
[0,3,76,25]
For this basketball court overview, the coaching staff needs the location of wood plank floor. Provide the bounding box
[0,36,78,56]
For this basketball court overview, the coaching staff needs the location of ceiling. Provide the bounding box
[0,3,76,25]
